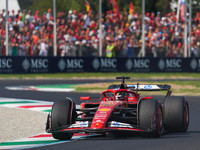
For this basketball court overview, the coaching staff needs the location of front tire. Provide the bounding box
[51,97,76,140]
[164,96,189,133]
[139,99,163,137]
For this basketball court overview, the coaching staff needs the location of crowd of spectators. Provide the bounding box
[0,8,200,57]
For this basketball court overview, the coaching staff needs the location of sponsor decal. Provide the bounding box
[80,122,88,127]
[58,58,84,72]
[110,121,133,128]
[127,85,135,88]
[125,59,150,72]
[112,122,120,127]
[22,58,30,71]
[101,103,115,107]
[125,59,133,71]
[94,120,104,123]
[2,57,200,73]
[57,59,66,71]
[190,59,200,72]
[99,111,108,114]
[22,58,48,73]
[158,59,165,71]
[144,85,152,89]
[92,58,100,70]
[134,59,150,68]
[94,117,106,119]
[92,58,117,72]
[100,101,121,107]
[66,59,83,69]
[99,108,111,112]
[0,58,12,73]
[158,58,182,72]
[69,121,88,128]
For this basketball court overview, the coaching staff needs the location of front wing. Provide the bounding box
[47,121,153,134]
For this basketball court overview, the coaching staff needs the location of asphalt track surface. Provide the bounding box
[1,79,200,150]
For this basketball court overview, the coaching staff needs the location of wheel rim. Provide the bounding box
[157,107,163,135]
[184,104,189,129]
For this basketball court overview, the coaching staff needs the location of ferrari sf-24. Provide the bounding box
[46,77,189,140]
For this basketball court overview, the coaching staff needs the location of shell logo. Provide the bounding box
[99,108,111,112]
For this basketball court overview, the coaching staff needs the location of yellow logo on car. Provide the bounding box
[99,108,110,112]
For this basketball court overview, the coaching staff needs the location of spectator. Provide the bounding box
[61,40,71,56]
[145,41,155,57]
[15,10,21,19]
[74,41,80,56]
[114,38,123,57]
[86,40,97,56]
[17,16,24,32]
[39,39,48,56]
[25,10,34,23]
[72,10,77,20]
[34,10,40,21]
[1,9,6,18]
[0,8,198,57]
[46,8,52,20]
[18,41,27,56]
[1,40,6,55]
[80,39,88,56]
[21,9,26,23]
[31,32,39,45]
[8,18,13,31]
[32,41,38,56]
[10,10,16,19]
[106,40,115,57]
[48,40,54,56]
[126,38,134,57]
[0,14,3,24]
[13,18,19,32]
[67,10,73,20]
[155,39,166,57]
[70,42,76,56]
[92,38,99,56]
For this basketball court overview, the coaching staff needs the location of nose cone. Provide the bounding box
[91,101,123,129]
[91,108,112,128]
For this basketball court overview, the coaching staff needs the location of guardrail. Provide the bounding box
[0,56,199,73]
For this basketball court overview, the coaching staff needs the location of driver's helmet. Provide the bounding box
[115,92,126,101]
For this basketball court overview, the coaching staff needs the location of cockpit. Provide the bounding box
[102,90,136,102]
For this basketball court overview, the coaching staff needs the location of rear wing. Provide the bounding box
[127,84,171,91]
[109,77,172,97]
[127,84,172,97]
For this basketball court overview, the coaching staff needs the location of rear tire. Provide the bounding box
[51,97,76,140]
[164,96,189,133]
[139,99,163,137]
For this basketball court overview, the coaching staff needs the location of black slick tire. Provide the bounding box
[164,96,189,133]
[139,99,162,137]
[51,97,76,140]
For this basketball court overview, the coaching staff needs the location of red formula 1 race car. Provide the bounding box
[46,77,189,140]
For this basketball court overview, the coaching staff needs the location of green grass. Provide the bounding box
[74,80,200,96]
[1,73,199,95]
[0,73,200,79]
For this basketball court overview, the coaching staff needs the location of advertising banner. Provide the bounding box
[0,56,199,73]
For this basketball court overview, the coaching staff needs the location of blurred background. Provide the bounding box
[0,0,199,58]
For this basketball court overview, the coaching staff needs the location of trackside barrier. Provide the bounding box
[0,56,200,73]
